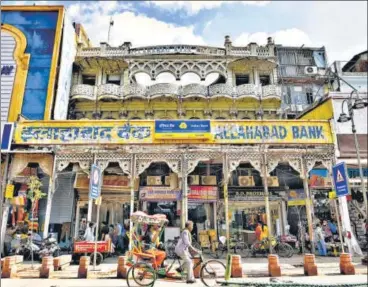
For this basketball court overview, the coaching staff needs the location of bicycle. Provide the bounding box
[208,234,251,259]
[251,236,294,258]
[126,253,226,287]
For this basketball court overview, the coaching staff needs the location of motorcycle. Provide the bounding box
[38,234,61,260]
[11,234,41,260]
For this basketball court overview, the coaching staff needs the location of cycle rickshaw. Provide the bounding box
[126,211,226,287]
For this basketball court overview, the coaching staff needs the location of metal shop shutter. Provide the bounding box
[50,173,76,224]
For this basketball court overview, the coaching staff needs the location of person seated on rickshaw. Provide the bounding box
[142,224,166,269]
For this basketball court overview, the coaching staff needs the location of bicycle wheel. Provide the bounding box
[200,259,226,287]
[235,242,251,258]
[129,262,156,287]
[277,243,294,258]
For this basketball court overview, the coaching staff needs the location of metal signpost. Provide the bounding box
[332,162,350,197]
[89,164,102,270]
[332,162,350,252]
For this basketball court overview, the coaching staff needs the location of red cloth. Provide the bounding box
[146,249,166,269]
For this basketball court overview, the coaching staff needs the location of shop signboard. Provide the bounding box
[14,121,154,144]
[228,188,281,201]
[287,189,309,206]
[139,186,182,202]
[154,120,211,139]
[13,120,334,145]
[188,186,218,202]
[309,169,332,188]
[211,120,333,144]
[332,162,350,197]
[89,164,101,200]
[75,173,130,190]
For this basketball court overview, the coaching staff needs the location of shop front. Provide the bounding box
[139,186,182,241]
[188,185,218,235]
[224,188,286,245]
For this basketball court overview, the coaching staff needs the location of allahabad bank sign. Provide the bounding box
[211,120,333,144]
[13,120,333,145]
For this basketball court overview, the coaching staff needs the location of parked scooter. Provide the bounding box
[38,234,61,260]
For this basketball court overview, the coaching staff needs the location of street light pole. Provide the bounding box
[347,100,368,220]
[338,91,368,220]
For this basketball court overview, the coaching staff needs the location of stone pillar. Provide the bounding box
[74,201,81,238]
[302,162,316,254]
[43,160,57,239]
[262,153,272,253]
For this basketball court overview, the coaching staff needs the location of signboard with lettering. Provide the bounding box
[155,120,211,139]
[89,164,102,200]
[188,186,218,202]
[227,188,281,201]
[212,120,332,144]
[139,187,182,202]
[332,162,349,197]
[14,121,154,144]
[13,120,333,145]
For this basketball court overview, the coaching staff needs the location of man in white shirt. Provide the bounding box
[84,222,95,241]
[175,220,201,284]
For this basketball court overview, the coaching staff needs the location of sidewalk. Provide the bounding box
[11,254,367,279]
[2,275,368,287]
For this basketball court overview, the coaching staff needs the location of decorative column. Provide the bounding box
[302,157,316,254]
[43,159,57,239]
[181,154,188,229]
[262,152,272,253]
[74,201,81,238]
[129,154,136,250]
[223,153,230,252]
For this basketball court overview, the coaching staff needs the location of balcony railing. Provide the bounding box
[71,84,95,101]
[236,84,258,99]
[71,83,281,101]
[97,84,122,100]
[123,83,146,98]
[208,84,235,98]
[262,85,282,100]
[182,84,208,98]
[147,83,180,98]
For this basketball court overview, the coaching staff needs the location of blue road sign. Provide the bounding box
[332,162,350,197]
[89,164,102,200]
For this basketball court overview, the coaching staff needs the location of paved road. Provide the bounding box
[2,275,368,287]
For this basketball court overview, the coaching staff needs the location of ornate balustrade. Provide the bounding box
[147,83,180,98]
[123,83,147,98]
[208,84,235,98]
[262,84,282,100]
[71,83,282,101]
[236,84,259,99]
[71,84,96,101]
[182,84,208,98]
[97,84,122,100]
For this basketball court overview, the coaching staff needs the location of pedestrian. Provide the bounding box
[255,221,263,241]
[84,222,95,241]
[315,223,327,256]
[175,220,202,284]
[322,220,333,242]
[100,221,109,241]
[4,225,17,256]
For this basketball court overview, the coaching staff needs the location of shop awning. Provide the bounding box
[337,134,367,158]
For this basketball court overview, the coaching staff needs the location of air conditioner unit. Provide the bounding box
[188,175,200,185]
[304,66,318,75]
[238,176,255,187]
[147,176,162,186]
[164,176,170,186]
[296,104,304,112]
[166,173,178,188]
[201,176,217,186]
[267,176,279,187]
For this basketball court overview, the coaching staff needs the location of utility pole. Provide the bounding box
[107,17,114,45]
